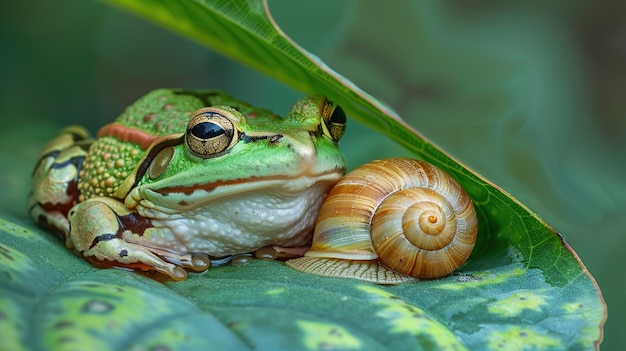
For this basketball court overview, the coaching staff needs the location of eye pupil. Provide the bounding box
[191,121,225,139]
[330,105,346,124]
[320,99,346,142]
[186,107,239,158]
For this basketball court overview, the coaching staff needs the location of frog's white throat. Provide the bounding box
[121,172,343,256]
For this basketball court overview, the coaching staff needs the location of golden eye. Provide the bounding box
[185,107,240,158]
[319,98,346,142]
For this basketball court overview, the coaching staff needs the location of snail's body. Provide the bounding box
[287,158,478,284]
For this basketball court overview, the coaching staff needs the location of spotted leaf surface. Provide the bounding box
[1,214,605,350]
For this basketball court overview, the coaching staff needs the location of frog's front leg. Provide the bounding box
[68,197,211,280]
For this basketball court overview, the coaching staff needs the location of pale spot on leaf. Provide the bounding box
[488,290,547,317]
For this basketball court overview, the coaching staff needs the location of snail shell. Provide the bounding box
[286,158,477,284]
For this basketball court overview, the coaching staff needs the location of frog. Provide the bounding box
[29,89,347,280]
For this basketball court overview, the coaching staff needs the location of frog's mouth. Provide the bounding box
[136,168,345,212]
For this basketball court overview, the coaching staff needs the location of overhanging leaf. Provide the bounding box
[1,0,606,350]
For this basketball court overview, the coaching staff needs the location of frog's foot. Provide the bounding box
[85,244,211,281]
[68,197,210,281]
[134,247,212,274]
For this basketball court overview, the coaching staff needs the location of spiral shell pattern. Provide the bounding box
[289,158,477,282]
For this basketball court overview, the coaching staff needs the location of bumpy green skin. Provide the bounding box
[78,90,293,200]
[29,89,346,281]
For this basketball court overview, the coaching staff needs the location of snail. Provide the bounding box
[286,158,478,284]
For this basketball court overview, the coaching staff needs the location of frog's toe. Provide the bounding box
[190,254,211,271]
[136,255,189,281]
[169,266,188,281]
[156,255,207,280]
[157,250,211,273]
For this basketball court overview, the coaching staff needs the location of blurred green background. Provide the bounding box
[1,0,621,348]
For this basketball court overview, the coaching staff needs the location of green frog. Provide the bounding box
[29,89,347,280]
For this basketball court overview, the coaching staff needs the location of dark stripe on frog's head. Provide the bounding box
[126,135,185,193]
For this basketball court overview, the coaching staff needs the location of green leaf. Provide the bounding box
[2,0,605,350]
[0,215,605,350]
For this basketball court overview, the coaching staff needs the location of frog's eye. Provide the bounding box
[186,107,240,158]
[319,98,346,142]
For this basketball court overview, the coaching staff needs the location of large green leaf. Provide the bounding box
[0,215,604,350]
[0,0,605,350]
